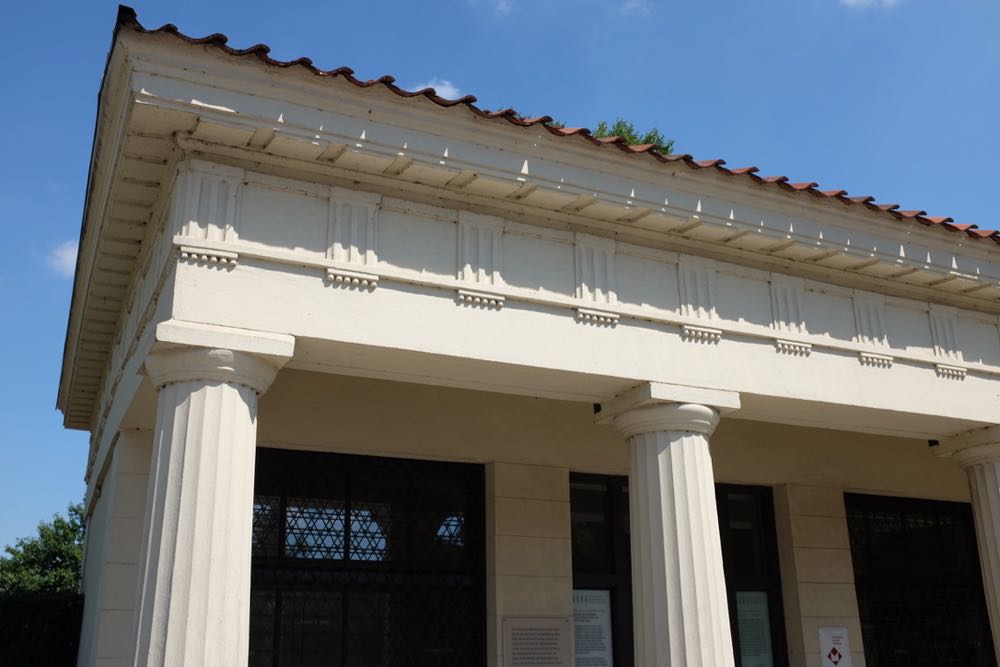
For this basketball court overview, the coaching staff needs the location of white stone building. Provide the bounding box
[62,7,1000,667]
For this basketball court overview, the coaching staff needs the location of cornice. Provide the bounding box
[58,51,137,418]
[171,135,1000,315]
[122,50,1000,276]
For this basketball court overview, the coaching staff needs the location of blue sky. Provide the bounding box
[0,0,997,548]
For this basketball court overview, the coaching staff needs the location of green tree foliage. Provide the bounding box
[0,503,85,593]
[593,117,674,154]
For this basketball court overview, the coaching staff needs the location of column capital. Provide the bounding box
[144,319,295,394]
[595,381,739,425]
[144,347,284,394]
[937,425,1000,468]
[615,402,720,438]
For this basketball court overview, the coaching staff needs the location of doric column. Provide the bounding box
[616,402,735,667]
[130,347,284,667]
[938,436,1000,663]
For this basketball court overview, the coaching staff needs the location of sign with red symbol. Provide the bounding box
[819,626,853,667]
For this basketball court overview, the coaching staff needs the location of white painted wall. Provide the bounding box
[251,370,968,667]
[77,431,152,667]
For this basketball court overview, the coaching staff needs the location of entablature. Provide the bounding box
[60,27,1000,435]
[162,159,1000,385]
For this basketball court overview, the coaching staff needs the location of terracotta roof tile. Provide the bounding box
[114,6,987,248]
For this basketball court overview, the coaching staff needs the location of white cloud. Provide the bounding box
[494,0,513,11]
[47,240,78,278]
[840,0,901,7]
[413,78,462,99]
[620,0,652,15]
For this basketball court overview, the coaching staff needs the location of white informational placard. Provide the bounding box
[818,626,854,667]
[736,591,774,667]
[503,617,572,667]
[572,589,614,666]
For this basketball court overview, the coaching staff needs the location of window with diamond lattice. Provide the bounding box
[845,493,997,667]
[250,448,486,667]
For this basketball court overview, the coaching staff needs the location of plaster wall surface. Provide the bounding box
[78,357,973,667]
[250,370,969,667]
[78,466,112,667]
[78,430,152,667]
[774,486,866,667]
[487,463,573,667]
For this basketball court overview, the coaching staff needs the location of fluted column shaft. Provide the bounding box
[952,443,1000,664]
[131,347,281,667]
[617,403,734,667]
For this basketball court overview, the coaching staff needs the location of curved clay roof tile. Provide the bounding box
[114,5,988,248]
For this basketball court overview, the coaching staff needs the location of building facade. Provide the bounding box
[62,8,1000,667]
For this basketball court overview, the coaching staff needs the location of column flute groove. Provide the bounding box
[938,437,1000,664]
[131,347,284,667]
[618,402,735,667]
[967,457,1000,663]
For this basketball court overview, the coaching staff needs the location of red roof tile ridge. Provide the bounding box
[113,5,983,249]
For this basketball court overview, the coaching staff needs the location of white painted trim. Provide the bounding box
[575,307,620,326]
[168,235,1000,380]
[325,267,379,290]
[155,320,295,361]
[859,352,894,369]
[596,382,741,423]
[456,288,505,309]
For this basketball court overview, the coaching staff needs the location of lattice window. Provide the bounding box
[250,449,486,667]
[436,515,464,546]
[846,493,996,667]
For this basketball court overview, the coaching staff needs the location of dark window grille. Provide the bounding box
[570,474,634,667]
[250,448,486,667]
[569,476,786,667]
[845,493,996,667]
[716,484,788,667]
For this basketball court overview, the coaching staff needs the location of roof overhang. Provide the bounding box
[58,7,1000,430]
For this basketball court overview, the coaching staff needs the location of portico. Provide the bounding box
[63,7,1000,667]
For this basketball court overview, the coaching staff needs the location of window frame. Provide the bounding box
[569,473,634,667]
[715,483,789,667]
[250,448,487,667]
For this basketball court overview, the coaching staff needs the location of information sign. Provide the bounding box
[736,591,774,667]
[818,626,853,667]
[573,589,613,666]
[503,617,571,667]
